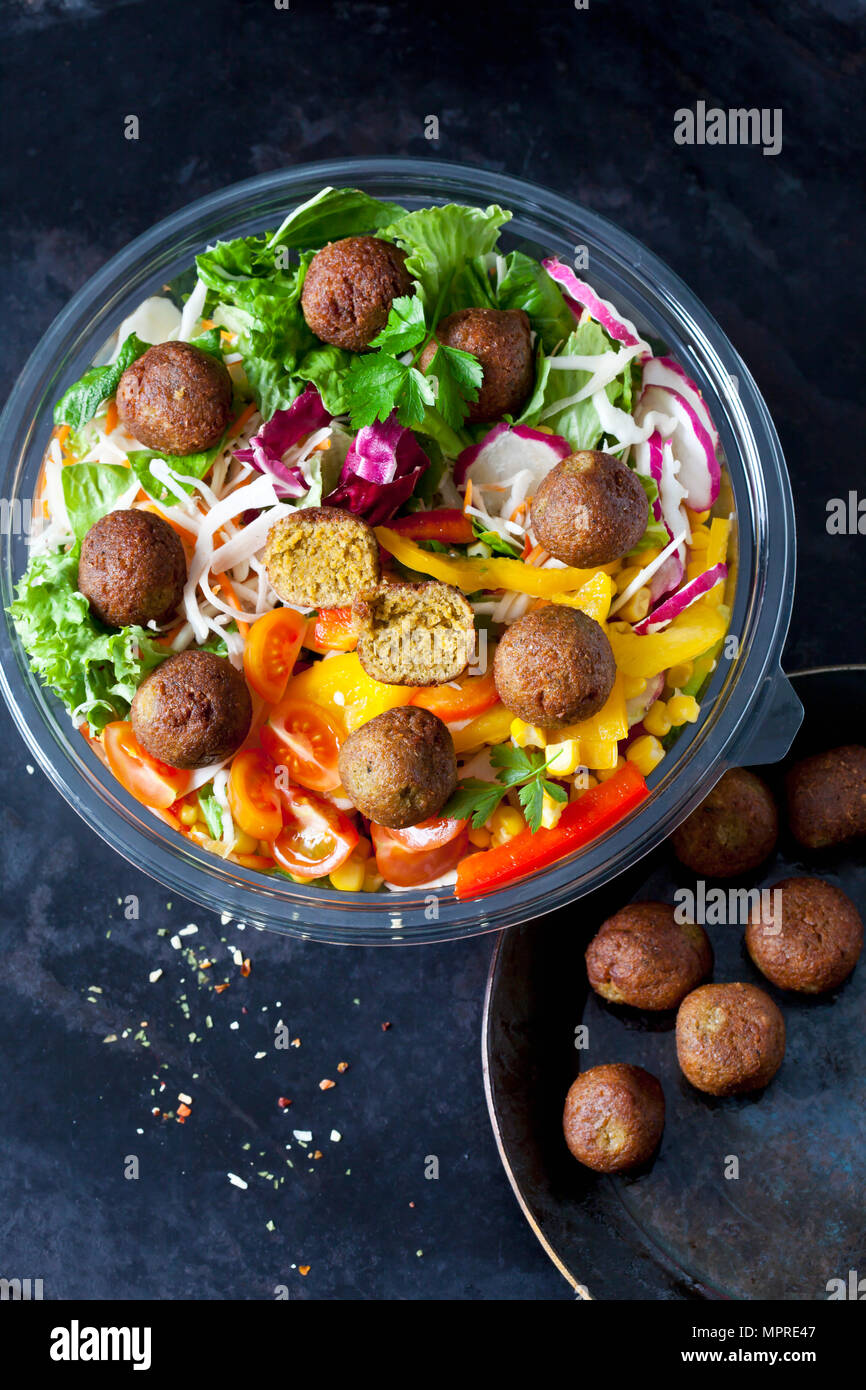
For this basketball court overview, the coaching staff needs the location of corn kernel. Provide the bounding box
[540,791,565,829]
[490,806,525,844]
[623,674,648,701]
[643,700,672,738]
[330,858,366,892]
[570,771,598,800]
[510,717,546,749]
[667,694,700,726]
[689,526,711,549]
[627,734,666,777]
[637,547,660,567]
[667,662,693,690]
[546,738,581,776]
[179,802,199,826]
[617,587,650,624]
[232,829,260,855]
[687,507,711,526]
[362,868,385,893]
[468,826,492,849]
[595,756,626,783]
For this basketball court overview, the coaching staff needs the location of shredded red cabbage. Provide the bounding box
[234,385,332,498]
[324,414,429,524]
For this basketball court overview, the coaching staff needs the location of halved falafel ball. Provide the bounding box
[671,768,778,878]
[338,706,457,829]
[745,876,862,994]
[264,506,380,610]
[493,605,615,730]
[300,236,413,352]
[131,650,252,770]
[78,508,186,629]
[354,581,475,686]
[116,341,233,456]
[786,745,866,849]
[419,308,533,423]
[585,901,713,1011]
[531,451,649,568]
[563,1064,665,1173]
[676,982,785,1096]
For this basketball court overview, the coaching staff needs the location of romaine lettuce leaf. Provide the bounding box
[54,333,148,430]
[519,321,624,451]
[495,251,575,352]
[377,203,511,311]
[266,186,406,250]
[60,464,136,540]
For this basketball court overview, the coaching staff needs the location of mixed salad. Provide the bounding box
[11,186,732,898]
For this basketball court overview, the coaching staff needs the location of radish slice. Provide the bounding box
[633,434,688,601]
[633,564,727,635]
[641,357,719,448]
[636,385,720,511]
[454,422,570,489]
[541,258,646,349]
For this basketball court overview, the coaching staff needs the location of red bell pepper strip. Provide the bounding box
[454,762,649,899]
[389,508,475,545]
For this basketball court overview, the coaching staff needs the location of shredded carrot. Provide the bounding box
[463,478,473,513]
[225,401,257,443]
[200,318,216,331]
[105,401,118,435]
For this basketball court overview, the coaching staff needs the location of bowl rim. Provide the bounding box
[0,156,798,944]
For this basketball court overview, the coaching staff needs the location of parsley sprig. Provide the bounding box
[444,744,568,835]
[346,291,482,431]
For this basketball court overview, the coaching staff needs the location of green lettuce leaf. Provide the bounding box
[377,203,511,311]
[60,464,136,540]
[495,251,575,352]
[54,333,148,430]
[265,186,406,251]
[127,438,226,504]
[8,543,169,734]
[629,475,671,554]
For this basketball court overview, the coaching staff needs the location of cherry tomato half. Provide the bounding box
[103,721,191,810]
[305,606,358,654]
[227,748,283,841]
[410,666,499,723]
[388,816,468,851]
[271,787,358,880]
[243,607,307,704]
[371,824,470,888]
[260,698,344,795]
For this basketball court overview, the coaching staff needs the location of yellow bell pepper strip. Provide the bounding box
[454,762,649,899]
[451,702,515,753]
[687,516,731,592]
[607,601,728,680]
[283,653,416,733]
[550,571,614,623]
[376,526,609,597]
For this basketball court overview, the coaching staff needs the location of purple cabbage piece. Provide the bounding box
[324,414,430,525]
[234,385,332,498]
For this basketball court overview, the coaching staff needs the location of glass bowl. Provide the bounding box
[0,158,801,944]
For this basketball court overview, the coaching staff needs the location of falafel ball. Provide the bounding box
[116,341,233,456]
[676,982,785,1096]
[562,1064,665,1173]
[493,605,616,730]
[264,506,380,610]
[786,745,866,849]
[531,451,649,568]
[585,901,713,1011]
[671,768,778,878]
[338,706,457,829]
[78,509,186,629]
[131,650,252,770]
[418,308,533,423]
[300,236,413,352]
[745,876,862,994]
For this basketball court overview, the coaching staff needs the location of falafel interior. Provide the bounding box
[354,582,475,686]
[264,507,380,610]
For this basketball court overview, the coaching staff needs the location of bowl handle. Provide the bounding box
[730,665,803,767]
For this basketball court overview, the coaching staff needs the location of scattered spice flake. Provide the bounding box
[199,959,212,970]
[381,1021,392,1031]
[179,924,198,936]
[229,1021,239,1030]
[102,1035,117,1044]
[178,1092,192,1105]
[298,1265,310,1277]
[176,1105,191,1124]
[409,1201,415,1208]
[254,1051,266,1060]
[337,1061,349,1073]
[266,1220,275,1232]
[313,1150,323,1160]
[319,1079,335,1091]
[148,969,163,983]
[330,1130,342,1143]
[205,1015,213,1029]
[240,958,251,977]
[278,1098,292,1109]
[293,1130,312,1143]
[170,935,182,950]
[227,1173,248,1190]
[214,983,230,994]
[291,1037,301,1048]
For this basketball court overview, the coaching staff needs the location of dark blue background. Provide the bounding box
[0,0,862,1300]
